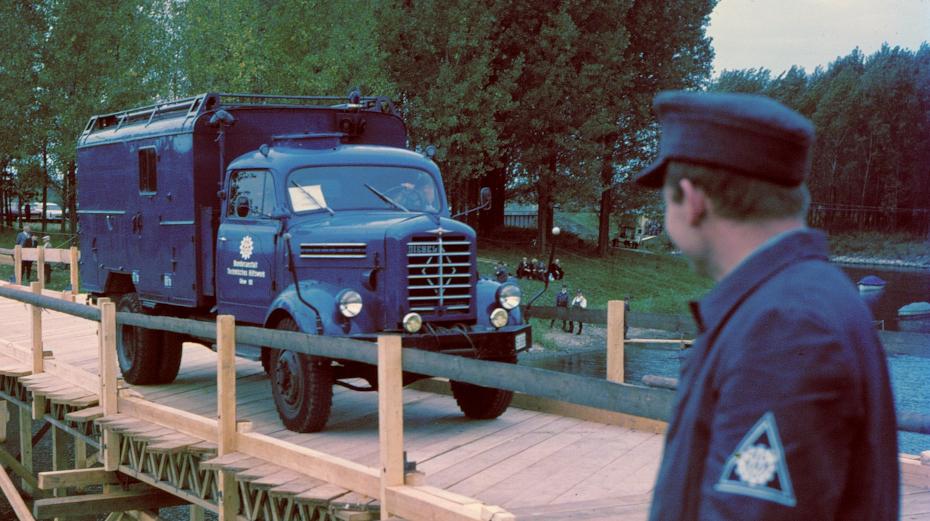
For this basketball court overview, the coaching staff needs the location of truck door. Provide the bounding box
[216,169,279,324]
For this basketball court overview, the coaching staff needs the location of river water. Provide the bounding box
[526,264,930,455]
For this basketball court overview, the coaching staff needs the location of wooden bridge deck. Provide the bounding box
[0,293,929,520]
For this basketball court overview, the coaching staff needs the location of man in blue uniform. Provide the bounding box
[636,91,899,520]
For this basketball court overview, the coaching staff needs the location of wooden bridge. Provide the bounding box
[0,248,928,520]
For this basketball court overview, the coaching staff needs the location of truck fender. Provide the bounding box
[475,279,525,327]
[263,281,342,335]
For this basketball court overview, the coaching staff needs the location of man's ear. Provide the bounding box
[679,178,707,226]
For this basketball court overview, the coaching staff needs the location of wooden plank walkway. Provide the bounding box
[0,293,928,520]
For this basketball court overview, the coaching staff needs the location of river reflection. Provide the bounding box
[842,265,930,330]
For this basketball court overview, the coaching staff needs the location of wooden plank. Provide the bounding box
[378,335,404,520]
[69,247,79,299]
[38,468,122,490]
[606,300,624,384]
[0,445,40,492]
[31,282,44,375]
[0,462,35,521]
[33,486,189,519]
[14,245,21,286]
[216,315,237,456]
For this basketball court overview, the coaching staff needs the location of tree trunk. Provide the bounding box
[41,142,49,232]
[536,157,556,255]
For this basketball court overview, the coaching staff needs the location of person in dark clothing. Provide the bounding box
[527,258,539,280]
[494,261,509,283]
[636,91,898,521]
[547,258,564,281]
[516,257,531,279]
[623,295,631,338]
[534,258,546,281]
[550,286,570,330]
[15,224,36,284]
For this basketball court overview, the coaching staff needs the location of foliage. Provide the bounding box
[711,45,930,234]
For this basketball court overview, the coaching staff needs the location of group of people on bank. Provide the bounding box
[514,257,564,281]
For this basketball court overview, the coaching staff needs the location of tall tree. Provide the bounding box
[377,0,518,222]
[595,0,716,255]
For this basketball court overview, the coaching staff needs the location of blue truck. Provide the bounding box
[76,93,530,432]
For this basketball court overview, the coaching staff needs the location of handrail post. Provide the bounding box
[36,245,45,289]
[98,298,119,470]
[216,315,239,521]
[378,335,403,520]
[606,300,625,383]
[69,246,79,301]
[30,282,46,420]
[13,245,22,286]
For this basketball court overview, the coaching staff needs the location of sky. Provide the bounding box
[707,0,930,75]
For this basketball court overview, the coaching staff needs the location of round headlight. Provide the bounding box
[490,308,509,328]
[338,290,363,318]
[497,284,521,310]
[403,312,422,333]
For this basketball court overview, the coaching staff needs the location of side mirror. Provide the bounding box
[479,186,492,208]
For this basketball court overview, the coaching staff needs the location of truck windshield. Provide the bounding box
[287,166,441,214]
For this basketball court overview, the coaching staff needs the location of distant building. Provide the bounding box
[504,203,538,229]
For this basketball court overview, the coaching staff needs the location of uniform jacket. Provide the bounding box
[649,229,898,521]
[16,231,35,247]
[555,291,569,307]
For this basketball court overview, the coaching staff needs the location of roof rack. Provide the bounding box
[81,92,399,137]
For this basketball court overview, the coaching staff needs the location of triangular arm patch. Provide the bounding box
[713,411,797,507]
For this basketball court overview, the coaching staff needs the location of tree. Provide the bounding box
[595,0,716,255]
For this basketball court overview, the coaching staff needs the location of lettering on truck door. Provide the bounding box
[216,169,279,324]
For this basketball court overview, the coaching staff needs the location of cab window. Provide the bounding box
[227,170,275,218]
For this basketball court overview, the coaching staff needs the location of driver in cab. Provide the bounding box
[397,179,438,212]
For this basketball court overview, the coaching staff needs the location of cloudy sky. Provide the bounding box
[707,0,930,75]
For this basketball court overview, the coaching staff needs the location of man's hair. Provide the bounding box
[664,161,809,221]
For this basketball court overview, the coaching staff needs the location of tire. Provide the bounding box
[269,317,334,432]
[450,356,516,420]
[156,332,184,384]
[115,293,164,385]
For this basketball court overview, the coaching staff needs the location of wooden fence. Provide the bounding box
[0,245,80,300]
[0,284,928,519]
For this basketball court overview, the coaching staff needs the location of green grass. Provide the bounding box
[829,231,930,261]
[1,223,78,292]
[477,239,711,314]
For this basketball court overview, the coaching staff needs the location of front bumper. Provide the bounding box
[350,324,530,360]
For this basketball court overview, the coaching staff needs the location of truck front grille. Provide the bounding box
[300,243,367,259]
[407,235,472,314]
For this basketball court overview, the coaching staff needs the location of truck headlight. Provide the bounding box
[490,308,509,328]
[337,290,363,318]
[403,312,422,333]
[497,284,521,310]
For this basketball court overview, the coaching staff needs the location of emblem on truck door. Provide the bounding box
[239,236,254,260]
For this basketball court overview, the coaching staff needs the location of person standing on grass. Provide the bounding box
[569,289,587,335]
[15,224,36,283]
[551,285,570,330]
[637,91,898,520]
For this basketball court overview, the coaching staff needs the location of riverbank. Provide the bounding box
[829,231,930,269]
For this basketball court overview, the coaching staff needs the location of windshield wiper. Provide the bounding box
[290,181,335,216]
[364,183,409,212]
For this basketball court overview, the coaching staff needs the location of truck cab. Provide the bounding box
[77,93,530,432]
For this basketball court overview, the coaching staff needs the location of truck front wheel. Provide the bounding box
[116,293,182,385]
[450,356,515,420]
[269,318,334,432]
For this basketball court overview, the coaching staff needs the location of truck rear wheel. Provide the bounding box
[269,318,333,432]
[116,293,181,385]
[450,356,515,420]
